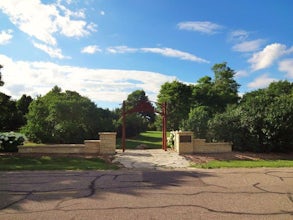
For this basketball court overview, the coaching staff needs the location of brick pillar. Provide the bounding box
[174,131,194,154]
[99,132,117,154]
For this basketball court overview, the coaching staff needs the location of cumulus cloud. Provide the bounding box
[232,39,265,52]
[177,21,223,34]
[141,47,209,63]
[247,74,277,89]
[0,54,175,105]
[248,43,291,71]
[279,58,293,78]
[81,45,102,54]
[0,29,13,45]
[0,0,97,59]
[0,0,96,46]
[33,42,70,59]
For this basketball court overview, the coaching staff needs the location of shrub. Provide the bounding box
[0,132,25,152]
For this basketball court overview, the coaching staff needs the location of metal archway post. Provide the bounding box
[122,101,126,152]
[162,102,167,151]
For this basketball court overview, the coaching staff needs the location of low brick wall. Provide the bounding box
[18,144,85,154]
[18,132,116,155]
[174,131,232,154]
[193,139,232,153]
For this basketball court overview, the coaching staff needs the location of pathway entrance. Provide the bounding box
[113,149,190,169]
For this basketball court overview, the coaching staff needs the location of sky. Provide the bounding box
[0,0,292,109]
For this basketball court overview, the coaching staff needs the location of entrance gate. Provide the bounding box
[121,100,167,152]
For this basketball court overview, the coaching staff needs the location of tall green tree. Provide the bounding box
[212,62,240,110]
[209,81,293,152]
[157,80,192,130]
[22,86,115,143]
[192,62,239,112]
[0,93,23,131]
[118,90,155,137]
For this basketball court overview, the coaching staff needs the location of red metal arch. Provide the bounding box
[121,100,167,152]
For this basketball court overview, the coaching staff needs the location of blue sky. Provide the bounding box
[0,0,292,109]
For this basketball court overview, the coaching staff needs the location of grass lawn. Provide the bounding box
[191,160,293,169]
[0,156,118,171]
[117,131,166,149]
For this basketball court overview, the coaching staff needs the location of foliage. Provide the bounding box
[181,106,212,138]
[21,86,115,144]
[0,132,25,152]
[0,156,118,171]
[0,93,24,131]
[209,81,293,152]
[191,62,239,113]
[0,64,4,87]
[157,80,192,130]
[177,62,239,138]
[117,90,155,137]
[167,131,176,147]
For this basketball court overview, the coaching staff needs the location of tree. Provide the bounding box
[181,106,212,138]
[0,93,23,131]
[17,95,33,115]
[209,81,293,152]
[157,80,192,130]
[118,90,155,137]
[0,64,4,87]
[192,62,239,113]
[212,62,240,110]
[22,86,115,143]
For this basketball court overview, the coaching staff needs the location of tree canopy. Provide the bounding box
[21,86,115,143]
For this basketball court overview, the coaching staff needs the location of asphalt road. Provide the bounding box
[0,168,292,220]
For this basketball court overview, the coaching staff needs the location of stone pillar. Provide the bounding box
[174,131,194,154]
[99,132,117,154]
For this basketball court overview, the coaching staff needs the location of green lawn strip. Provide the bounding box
[0,156,118,171]
[191,160,293,169]
[117,131,166,149]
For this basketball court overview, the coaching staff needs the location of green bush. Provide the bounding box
[0,132,25,152]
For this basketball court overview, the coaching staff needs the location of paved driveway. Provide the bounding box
[0,168,292,219]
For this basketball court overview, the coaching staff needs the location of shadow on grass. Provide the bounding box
[117,131,164,149]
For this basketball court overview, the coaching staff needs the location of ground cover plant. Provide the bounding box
[0,155,118,171]
[0,132,25,152]
[191,160,293,169]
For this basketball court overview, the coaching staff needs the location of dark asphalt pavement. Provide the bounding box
[0,168,292,219]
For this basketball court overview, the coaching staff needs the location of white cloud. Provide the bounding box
[232,39,265,52]
[0,54,175,104]
[0,0,96,46]
[235,70,249,78]
[100,10,105,16]
[248,43,291,71]
[141,47,209,63]
[0,29,13,45]
[106,46,209,63]
[81,45,102,54]
[33,42,69,59]
[279,59,293,78]
[229,30,249,42]
[177,21,223,34]
[247,74,277,89]
[107,46,138,54]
